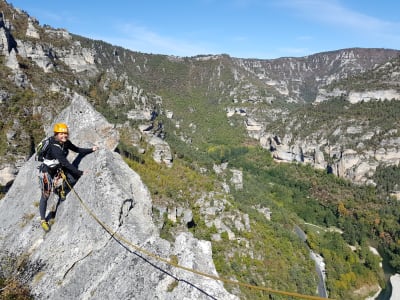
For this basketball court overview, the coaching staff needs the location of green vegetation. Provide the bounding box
[0,277,33,300]
[0,253,34,300]
[373,164,400,196]
[119,133,393,298]
[122,143,216,207]
[270,98,400,152]
[327,56,400,92]
[0,88,69,162]
[2,3,400,298]
[224,148,388,299]
[120,143,319,298]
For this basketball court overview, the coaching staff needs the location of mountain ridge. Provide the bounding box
[1,1,400,298]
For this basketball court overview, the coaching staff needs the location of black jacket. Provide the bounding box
[44,136,93,178]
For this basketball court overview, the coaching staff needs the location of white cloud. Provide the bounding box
[103,23,215,57]
[274,0,400,51]
[280,0,400,33]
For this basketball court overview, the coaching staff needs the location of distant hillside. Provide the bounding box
[1,0,400,299]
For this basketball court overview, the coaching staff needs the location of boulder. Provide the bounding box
[148,136,173,167]
[0,164,17,186]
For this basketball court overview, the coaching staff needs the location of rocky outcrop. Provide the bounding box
[315,88,346,103]
[234,48,400,103]
[26,18,40,39]
[390,274,400,300]
[148,135,173,167]
[56,41,98,74]
[15,38,98,74]
[0,95,237,300]
[258,130,400,184]
[231,50,400,184]
[0,163,17,186]
[316,89,400,103]
[48,93,120,151]
[16,40,55,72]
[0,10,97,76]
[348,89,400,103]
[0,12,16,55]
[230,169,243,190]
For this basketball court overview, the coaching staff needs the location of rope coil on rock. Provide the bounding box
[61,171,332,300]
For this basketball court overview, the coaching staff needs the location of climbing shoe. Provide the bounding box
[41,220,50,232]
[59,189,66,201]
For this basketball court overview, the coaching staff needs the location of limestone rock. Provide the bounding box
[148,136,173,167]
[0,94,237,300]
[0,27,8,55]
[230,169,243,190]
[245,118,262,139]
[49,93,119,152]
[259,129,400,185]
[5,48,18,70]
[16,40,54,72]
[348,89,400,103]
[57,42,98,74]
[26,18,40,39]
[0,89,9,103]
[315,88,346,103]
[0,164,17,186]
[390,274,400,300]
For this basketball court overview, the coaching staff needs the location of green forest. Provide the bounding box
[1,3,400,297]
[118,127,400,299]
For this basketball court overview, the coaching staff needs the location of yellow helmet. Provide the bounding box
[53,123,69,134]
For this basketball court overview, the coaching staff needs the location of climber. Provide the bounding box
[38,123,98,232]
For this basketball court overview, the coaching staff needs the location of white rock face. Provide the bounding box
[230,169,243,190]
[58,45,97,73]
[390,274,400,300]
[246,118,262,131]
[0,94,236,300]
[315,88,346,103]
[26,18,40,39]
[15,35,97,74]
[0,164,17,186]
[127,109,153,120]
[148,135,173,167]
[348,90,400,103]
[16,40,54,72]
[5,48,18,70]
[0,27,9,55]
[258,128,400,184]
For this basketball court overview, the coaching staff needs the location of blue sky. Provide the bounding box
[8,0,400,59]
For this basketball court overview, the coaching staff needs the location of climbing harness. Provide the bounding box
[61,172,332,300]
[38,171,53,198]
[53,170,65,199]
[38,166,65,199]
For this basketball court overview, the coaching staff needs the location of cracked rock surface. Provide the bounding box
[0,95,237,300]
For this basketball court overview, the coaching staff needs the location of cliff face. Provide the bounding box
[0,95,237,300]
[2,1,400,298]
[233,48,400,103]
[1,0,400,188]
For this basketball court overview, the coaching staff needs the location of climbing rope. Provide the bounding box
[61,171,332,300]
